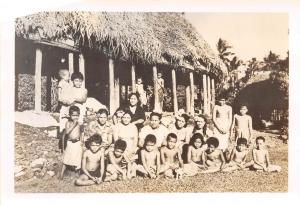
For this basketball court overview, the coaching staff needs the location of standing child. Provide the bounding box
[222,138,253,172]
[136,77,147,107]
[75,134,105,186]
[105,139,134,181]
[252,136,281,172]
[183,133,205,176]
[230,105,253,144]
[136,134,161,179]
[70,72,87,125]
[201,137,226,173]
[60,105,83,179]
[58,69,73,132]
[160,133,184,178]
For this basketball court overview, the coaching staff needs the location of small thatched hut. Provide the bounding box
[15,12,226,115]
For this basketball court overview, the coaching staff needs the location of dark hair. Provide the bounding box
[175,114,189,128]
[87,134,102,148]
[71,72,84,81]
[150,112,162,120]
[97,108,109,116]
[144,134,156,146]
[69,105,80,115]
[193,114,207,136]
[167,133,177,141]
[114,139,127,151]
[189,133,204,146]
[206,137,219,148]
[122,110,133,119]
[237,138,248,145]
[114,107,125,116]
[256,136,265,143]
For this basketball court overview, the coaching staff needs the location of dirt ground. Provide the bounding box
[14,122,288,193]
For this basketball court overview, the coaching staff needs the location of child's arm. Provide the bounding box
[248,116,253,144]
[65,121,78,135]
[186,146,192,164]
[229,148,236,163]
[132,126,138,152]
[124,155,132,179]
[219,150,226,170]
[160,148,166,165]
[155,151,161,178]
[177,149,183,168]
[230,115,236,143]
[202,152,207,168]
[99,151,105,182]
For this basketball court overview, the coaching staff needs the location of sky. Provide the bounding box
[185,13,289,62]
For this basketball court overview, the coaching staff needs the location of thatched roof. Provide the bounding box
[15,12,227,77]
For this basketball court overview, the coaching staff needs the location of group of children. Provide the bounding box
[57,69,281,186]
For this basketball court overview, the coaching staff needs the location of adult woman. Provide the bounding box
[191,114,213,142]
[124,93,146,130]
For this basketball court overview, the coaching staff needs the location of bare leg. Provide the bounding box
[75,174,96,186]
[104,173,118,182]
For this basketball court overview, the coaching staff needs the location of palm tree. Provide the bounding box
[229,56,243,73]
[263,51,280,71]
[217,38,234,69]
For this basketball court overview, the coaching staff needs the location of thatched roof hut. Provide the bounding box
[15,12,226,115]
[15,12,226,77]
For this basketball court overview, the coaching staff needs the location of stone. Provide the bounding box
[15,171,26,177]
[30,158,47,169]
[14,166,25,174]
[47,171,55,177]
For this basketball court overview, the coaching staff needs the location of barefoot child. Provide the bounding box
[222,138,253,172]
[252,136,281,172]
[60,105,83,179]
[136,77,147,107]
[201,137,226,173]
[105,139,134,181]
[230,105,253,144]
[160,133,183,178]
[75,134,105,186]
[136,134,161,179]
[183,133,205,176]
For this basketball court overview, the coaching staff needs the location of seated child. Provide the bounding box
[75,134,105,186]
[222,138,253,172]
[160,133,183,178]
[252,136,281,172]
[136,134,162,179]
[183,133,205,176]
[60,105,83,179]
[201,137,225,173]
[105,139,134,181]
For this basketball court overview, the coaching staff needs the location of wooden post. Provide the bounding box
[202,74,207,115]
[109,58,115,115]
[211,78,215,110]
[207,75,211,115]
[171,69,178,114]
[114,65,120,110]
[131,64,136,93]
[68,53,74,75]
[185,85,191,114]
[190,72,195,116]
[152,66,159,111]
[79,54,85,88]
[35,48,42,113]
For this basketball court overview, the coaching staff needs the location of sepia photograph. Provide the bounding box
[12,11,289,193]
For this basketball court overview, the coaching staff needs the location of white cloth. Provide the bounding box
[139,125,170,147]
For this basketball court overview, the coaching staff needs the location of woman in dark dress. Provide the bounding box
[123,93,146,130]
